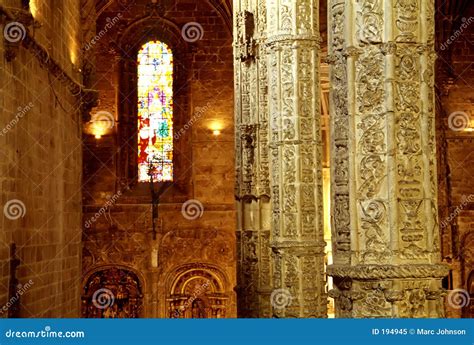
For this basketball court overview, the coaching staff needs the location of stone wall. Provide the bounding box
[81,0,236,318]
[0,0,83,317]
[437,1,474,318]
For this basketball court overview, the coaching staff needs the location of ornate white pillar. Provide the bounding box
[234,0,273,318]
[266,0,327,318]
[327,0,449,317]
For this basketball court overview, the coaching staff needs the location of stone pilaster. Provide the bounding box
[327,0,449,317]
[266,0,327,318]
[234,0,273,318]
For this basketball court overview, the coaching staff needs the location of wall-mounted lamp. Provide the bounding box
[85,111,115,139]
[209,121,223,137]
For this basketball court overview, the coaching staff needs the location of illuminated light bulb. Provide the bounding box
[95,134,102,139]
[212,129,221,136]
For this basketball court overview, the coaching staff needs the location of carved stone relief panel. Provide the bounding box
[266,0,326,318]
[234,0,273,317]
[328,0,447,318]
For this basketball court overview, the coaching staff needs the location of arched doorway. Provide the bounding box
[82,267,143,318]
[167,264,229,318]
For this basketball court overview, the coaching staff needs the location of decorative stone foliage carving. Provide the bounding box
[266,0,326,318]
[234,1,273,317]
[328,0,447,318]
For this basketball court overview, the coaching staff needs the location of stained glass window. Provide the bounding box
[137,41,174,182]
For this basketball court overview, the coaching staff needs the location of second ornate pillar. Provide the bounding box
[266,0,327,318]
[327,0,448,317]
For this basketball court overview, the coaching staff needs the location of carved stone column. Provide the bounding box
[327,0,449,317]
[266,0,327,318]
[234,0,273,317]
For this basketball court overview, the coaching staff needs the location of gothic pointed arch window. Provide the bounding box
[137,41,174,182]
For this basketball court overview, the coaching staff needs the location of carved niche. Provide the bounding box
[167,265,229,318]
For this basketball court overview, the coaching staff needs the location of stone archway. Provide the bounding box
[82,267,143,318]
[166,264,230,318]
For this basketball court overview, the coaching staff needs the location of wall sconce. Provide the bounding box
[85,111,115,139]
[90,121,110,139]
[209,121,223,137]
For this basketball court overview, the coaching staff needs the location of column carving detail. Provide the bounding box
[327,0,448,318]
[234,0,273,318]
[266,0,327,318]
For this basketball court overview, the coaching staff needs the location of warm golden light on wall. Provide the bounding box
[209,121,223,136]
[85,111,115,139]
[70,42,78,66]
[322,168,334,318]
[465,120,474,132]
[29,0,39,18]
[90,121,109,140]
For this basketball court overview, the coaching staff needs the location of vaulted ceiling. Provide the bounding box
[92,0,472,50]
[95,0,232,31]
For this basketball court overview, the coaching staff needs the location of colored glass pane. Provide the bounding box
[137,41,174,182]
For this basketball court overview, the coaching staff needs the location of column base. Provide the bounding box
[327,264,450,318]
